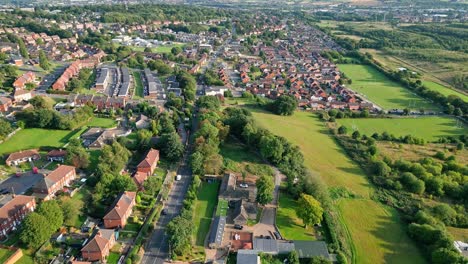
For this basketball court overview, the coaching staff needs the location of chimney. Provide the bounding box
[97,231,102,237]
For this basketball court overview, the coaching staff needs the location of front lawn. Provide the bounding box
[193,181,220,247]
[107,252,121,264]
[0,128,82,155]
[277,192,316,240]
[87,117,117,128]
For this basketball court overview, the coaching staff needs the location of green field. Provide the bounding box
[422,81,468,102]
[124,43,186,54]
[339,64,436,110]
[87,117,117,128]
[0,128,83,155]
[216,199,228,217]
[277,192,316,240]
[0,248,14,263]
[447,227,468,242]
[132,71,144,98]
[337,117,467,141]
[251,109,425,264]
[193,181,220,246]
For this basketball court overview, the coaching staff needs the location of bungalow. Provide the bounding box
[0,195,36,238]
[46,149,67,162]
[32,165,76,200]
[5,149,40,166]
[103,191,136,229]
[81,229,116,261]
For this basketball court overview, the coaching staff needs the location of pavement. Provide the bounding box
[0,170,44,206]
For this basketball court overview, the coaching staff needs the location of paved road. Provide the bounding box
[141,153,192,264]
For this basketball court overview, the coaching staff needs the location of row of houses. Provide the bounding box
[68,94,126,110]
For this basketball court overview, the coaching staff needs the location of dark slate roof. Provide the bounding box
[253,238,278,253]
[208,216,226,247]
[293,240,330,259]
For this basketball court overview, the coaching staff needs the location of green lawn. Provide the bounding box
[216,199,228,217]
[251,109,425,264]
[132,71,144,98]
[277,192,316,240]
[339,64,436,110]
[107,252,121,264]
[0,128,82,155]
[193,181,220,247]
[87,117,117,128]
[0,248,14,263]
[422,81,468,102]
[337,117,467,141]
[153,43,186,53]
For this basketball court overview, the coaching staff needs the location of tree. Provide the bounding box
[256,175,274,206]
[66,138,90,169]
[296,193,323,228]
[59,196,84,226]
[171,46,182,55]
[337,126,348,135]
[190,151,204,175]
[143,176,161,196]
[157,132,184,161]
[352,130,361,139]
[37,200,64,231]
[270,95,297,116]
[259,134,284,164]
[0,118,13,141]
[18,38,29,59]
[39,50,50,71]
[144,47,153,53]
[287,250,300,264]
[166,216,192,256]
[30,96,53,109]
[20,213,50,248]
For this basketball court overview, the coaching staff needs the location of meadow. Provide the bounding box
[422,81,468,102]
[336,116,467,141]
[251,109,425,264]
[339,64,436,110]
[0,128,83,155]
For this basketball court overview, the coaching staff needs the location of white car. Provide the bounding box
[176,175,182,181]
[239,183,248,188]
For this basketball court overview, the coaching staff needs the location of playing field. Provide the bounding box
[422,81,468,102]
[339,64,436,110]
[87,117,117,128]
[193,181,220,246]
[337,116,467,141]
[251,109,425,264]
[0,128,83,155]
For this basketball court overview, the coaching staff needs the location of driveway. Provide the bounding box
[0,171,44,205]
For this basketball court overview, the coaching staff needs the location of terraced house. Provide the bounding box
[32,165,76,200]
[0,195,36,238]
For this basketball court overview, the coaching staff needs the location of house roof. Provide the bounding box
[34,165,75,193]
[6,149,39,163]
[236,250,260,264]
[137,148,159,169]
[133,171,148,186]
[233,200,248,222]
[293,240,331,259]
[47,149,67,157]
[81,229,115,253]
[0,195,34,222]
[103,191,136,220]
[208,216,226,247]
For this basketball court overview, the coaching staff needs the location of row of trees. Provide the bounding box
[0,118,14,141]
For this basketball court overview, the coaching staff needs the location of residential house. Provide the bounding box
[13,90,32,102]
[103,191,136,229]
[237,250,260,264]
[46,149,67,162]
[136,148,159,176]
[32,165,76,200]
[0,195,36,238]
[0,96,13,113]
[81,229,116,261]
[5,149,40,166]
[13,72,35,90]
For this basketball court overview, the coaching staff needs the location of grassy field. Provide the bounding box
[251,109,425,264]
[153,43,186,53]
[277,192,316,240]
[87,117,117,128]
[193,181,220,247]
[132,71,144,98]
[422,81,468,102]
[0,248,14,263]
[0,128,83,155]
[447,227,468,242]
[339,64,436,110]
[336,116,467,141]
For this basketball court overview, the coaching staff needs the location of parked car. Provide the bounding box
[234,224,243,230]
[161,209,167,215]
[176,175,182,181]
[273,231,281,240]
[239,183,248,188]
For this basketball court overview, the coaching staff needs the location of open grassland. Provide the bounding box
[339,64,436,110]
[193,181,220,247]
[87,117,118,128]
[251,109,425,264]
[277,192,316,240]
[0,128,83,155]
[336,117,467,141]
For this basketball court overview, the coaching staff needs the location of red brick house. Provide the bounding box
[32,165,76,200]
[5,150,40,166]
[0,195,36,238]
[81,229,116,261]
[0,96,13,112]
[103,191,136,229]
[136,148,159,176]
